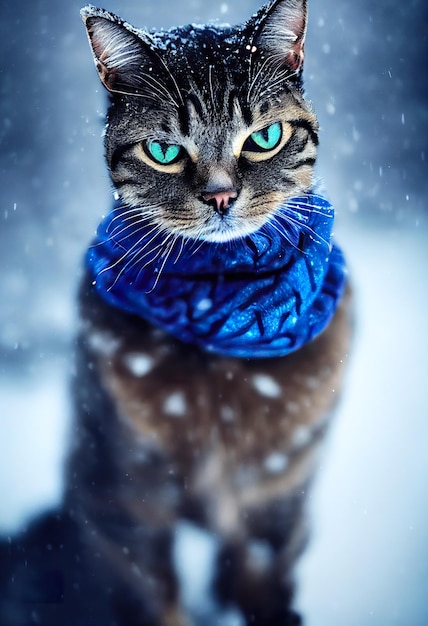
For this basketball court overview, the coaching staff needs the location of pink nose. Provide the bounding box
[202,190,238,214]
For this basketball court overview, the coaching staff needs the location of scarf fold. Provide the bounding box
[86,193,346,358]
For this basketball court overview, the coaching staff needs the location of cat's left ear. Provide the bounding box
[250,0,307,73]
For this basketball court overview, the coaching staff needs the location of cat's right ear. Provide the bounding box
[80,5,153,95]
[249,0,307,75]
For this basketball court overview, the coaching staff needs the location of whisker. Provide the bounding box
[96,219,166,286]
[285,204,333,219]
[106,207,143,232]
[107,220,145,243]
[247,56,273,103]
[250,56,294,102]
[105,227,166,291]
[286,198,333,215]
[133,73,178,108]
[260,71,294,96]
[131,229,176,285]
[189,237,206,257]
[132,240,167,278]
[110,221,160,246]
[109,208,157,227]
[208,65,216,110]
[173,235,186,265]
[105,202,168,238]
[157,55,184,107]
[145,232,177,293]
[248,54,278,102]
[255,54,300,102]
[267,217,303,253]
[275,209,331,250]
[96,231,154,286]
[107,212,155,237]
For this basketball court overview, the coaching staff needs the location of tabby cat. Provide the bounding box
[0,1,352,625]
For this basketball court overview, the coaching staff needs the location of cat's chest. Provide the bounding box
[75,283,351,536]
[81,283,351,476]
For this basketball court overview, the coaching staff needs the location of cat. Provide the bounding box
[0,1,352,625]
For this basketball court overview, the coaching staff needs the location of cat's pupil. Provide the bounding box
[148,141,181,165]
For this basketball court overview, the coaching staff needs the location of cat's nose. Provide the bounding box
[201,189,238,216]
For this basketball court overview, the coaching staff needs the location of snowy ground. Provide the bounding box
[296,218,428,626]
[1,0,427,624]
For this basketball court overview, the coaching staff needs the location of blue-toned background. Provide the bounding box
[1,1,427,624]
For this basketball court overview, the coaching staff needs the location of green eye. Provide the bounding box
[245,122,282,152]
[147,141,183,165]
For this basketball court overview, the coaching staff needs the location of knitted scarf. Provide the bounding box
[86,193,346,358]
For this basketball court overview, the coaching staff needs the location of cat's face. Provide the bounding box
[82,0,317,243]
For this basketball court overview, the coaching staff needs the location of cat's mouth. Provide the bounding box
[189,189,287,244]
[189,207,271,244]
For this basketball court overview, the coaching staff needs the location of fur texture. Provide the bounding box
[0,2,352,625]
[82,0,316,244]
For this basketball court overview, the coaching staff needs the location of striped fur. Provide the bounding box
[82,0,318,249]
[68,1,352,624]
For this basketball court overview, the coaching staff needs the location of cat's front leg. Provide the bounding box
[70,326,192,626]
[213,485,309,625]
[74,472,191,626]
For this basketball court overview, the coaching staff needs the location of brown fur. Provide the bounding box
[62,2,354,623]
[65,280,352,624]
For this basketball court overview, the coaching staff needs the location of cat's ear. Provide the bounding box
[250,0,307,74]
[80,5,154,95]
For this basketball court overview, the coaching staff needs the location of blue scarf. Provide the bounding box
[86,193,346,358]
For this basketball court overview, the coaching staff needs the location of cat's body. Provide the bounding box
[67,272,351,626]
[0,2,352,625]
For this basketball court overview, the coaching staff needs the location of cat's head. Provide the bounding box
[81,0,318,243]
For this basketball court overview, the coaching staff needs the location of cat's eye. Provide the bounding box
[244,122,282,153]
[146,141,183,165]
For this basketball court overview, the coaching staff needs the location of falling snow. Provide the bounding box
[123,352,154,377]
[0,1,427,625]
[163,391,187,417]
[264,452,288,474]
[252,374,282,398]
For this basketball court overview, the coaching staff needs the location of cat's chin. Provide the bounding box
[185,217,270,244]
[192,225,264,244]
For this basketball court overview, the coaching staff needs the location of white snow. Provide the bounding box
[123,352,154,377]
[264,452,289,474]
[291,425,312,450]
[1,1,427,624]
[196,298,213,312]
[173,521,219,615]
[220,405,235,422]
[252,374,282,398]
[87,330,121,357]
[295,222,428,626]
[163,391,187,417]
[0,367,70,533]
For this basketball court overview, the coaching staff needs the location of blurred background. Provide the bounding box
[0,1,427,624]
